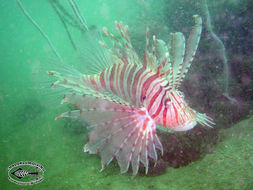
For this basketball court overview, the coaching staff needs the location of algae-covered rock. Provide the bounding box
[146,115,253,190]
[103,116,253,190]
[177,115,253,190]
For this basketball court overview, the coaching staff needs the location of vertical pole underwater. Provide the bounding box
[49,0,78,51]
[16,0,90,64]
[201,0,237,103]
[67,0,89,32]
[16,0,63,62]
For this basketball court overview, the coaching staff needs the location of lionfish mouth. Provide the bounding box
[173,119,198,131]
[173,112,214,131]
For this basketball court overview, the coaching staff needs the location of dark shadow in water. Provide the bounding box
[137,127,219,176]
[60,103,88,135]
[13,98,44,126]
[62,119,88,135]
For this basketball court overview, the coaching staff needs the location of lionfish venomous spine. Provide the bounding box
[49,15,214,176]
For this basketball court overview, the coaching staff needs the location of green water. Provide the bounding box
[1,0,252,189]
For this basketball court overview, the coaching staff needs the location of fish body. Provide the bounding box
[82,63,198,131]
[50,15,214,175]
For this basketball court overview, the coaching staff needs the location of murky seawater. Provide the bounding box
[1,0,252,189]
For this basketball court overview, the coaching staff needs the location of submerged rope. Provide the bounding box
[50,0,83,31]
[16,0,63,62]
[67,0,89,32]
[201,0,236,103]
[49,0,77,51]
[72,0,88,30]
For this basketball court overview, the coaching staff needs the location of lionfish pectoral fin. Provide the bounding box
[55,93,162,175]
[82,106,163,176]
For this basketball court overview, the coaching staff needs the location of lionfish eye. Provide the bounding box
[142,95,146,100]
[164,98,171,108]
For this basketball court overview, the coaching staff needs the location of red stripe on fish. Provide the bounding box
[147,87,162,112]
[100,71,107,91]
[109,64,117,95]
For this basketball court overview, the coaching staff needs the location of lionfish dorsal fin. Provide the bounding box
[100,22,142,67]
[151,38,172,83]
[179,15,202,84]
[154,15,202,90]
[169,32,186,89]
[155,39,169,68]
[76,31,116,74]
[171,15,202,89]
[143,28,159,70]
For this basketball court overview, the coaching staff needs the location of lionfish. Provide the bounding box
[49,15,214,176]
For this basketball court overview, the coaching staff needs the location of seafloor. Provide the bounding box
[1,109,252,190]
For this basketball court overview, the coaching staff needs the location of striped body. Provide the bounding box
[50,15,214,176]
[83,62,196,130]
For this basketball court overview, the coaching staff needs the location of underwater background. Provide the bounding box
[0,0,253,189]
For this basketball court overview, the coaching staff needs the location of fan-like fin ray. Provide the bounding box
[169,32,185,89]
[153,15,202,89]
[81,107,162,176]
[56,92,162,176]
[177,15,202,87]
[77,32,115,74]
[101,22,142,67]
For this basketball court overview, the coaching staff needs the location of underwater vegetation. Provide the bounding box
[15,0,253,178]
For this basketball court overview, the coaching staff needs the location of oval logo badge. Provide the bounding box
[7,161,45,185]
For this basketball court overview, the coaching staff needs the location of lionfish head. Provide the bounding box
[164,90,214,131]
